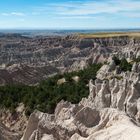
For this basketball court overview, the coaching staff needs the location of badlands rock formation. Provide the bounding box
[0,123,19,140]
[22,60,140,140]
[0,103,28,140]
[0,33,140,85]
[1,33,140,139]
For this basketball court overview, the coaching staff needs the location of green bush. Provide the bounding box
[112,56,121,66]
[120,58,132,72]
[113,56,132,72]
[0,64,102,116]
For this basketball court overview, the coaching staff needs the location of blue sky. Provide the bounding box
[0,0,140,29]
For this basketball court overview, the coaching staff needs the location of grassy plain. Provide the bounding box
[79,32,140,38]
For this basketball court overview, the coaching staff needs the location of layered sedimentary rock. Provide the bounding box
[0,34,140,85]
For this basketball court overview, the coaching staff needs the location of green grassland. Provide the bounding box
[79,32,140,38]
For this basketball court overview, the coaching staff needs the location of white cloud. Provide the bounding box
[34,0,140,18]
[1,12,25,16]
[1,13,9,16]
[11,12,25,16]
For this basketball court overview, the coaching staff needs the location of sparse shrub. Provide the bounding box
[112,56,121,65]
[110,76,123,80]
[120,58,132,72]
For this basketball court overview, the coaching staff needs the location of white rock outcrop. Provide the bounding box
[22,61,140,140]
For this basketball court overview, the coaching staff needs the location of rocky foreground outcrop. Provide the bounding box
[0,123,19,140]
[21,61,140,140]
[0,103,28,140]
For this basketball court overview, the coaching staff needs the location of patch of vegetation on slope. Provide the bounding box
[112,56,132,72]
[0,64,102,116]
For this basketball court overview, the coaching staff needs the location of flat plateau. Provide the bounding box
[79,32,140,38]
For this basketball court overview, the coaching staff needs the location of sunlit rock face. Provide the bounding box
[22,61,140,140]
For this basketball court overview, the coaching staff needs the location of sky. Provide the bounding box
[0,0,140,29]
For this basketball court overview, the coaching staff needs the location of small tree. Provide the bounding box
[120,58,132,72]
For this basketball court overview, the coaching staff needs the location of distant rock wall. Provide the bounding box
[0,34,140,85]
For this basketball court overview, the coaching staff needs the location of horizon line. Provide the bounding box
[0,27,140,30]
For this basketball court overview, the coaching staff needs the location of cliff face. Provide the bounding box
[0,34,140,85]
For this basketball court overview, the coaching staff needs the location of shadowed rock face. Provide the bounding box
[0,34,140,85]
